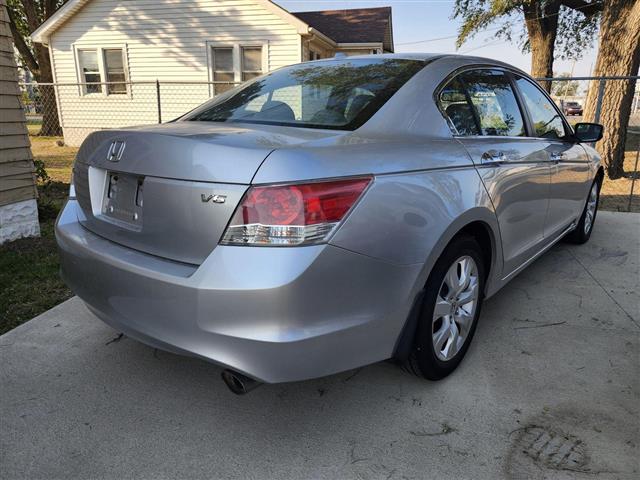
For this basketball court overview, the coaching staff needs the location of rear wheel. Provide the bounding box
[566,178,600,244]
[404,235,485,380]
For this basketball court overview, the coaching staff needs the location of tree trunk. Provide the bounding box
[584,0,640,179]
[33,43,62,136]
[524,2,559,93]
[7,1,63,137]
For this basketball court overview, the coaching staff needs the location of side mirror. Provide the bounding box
[574,122,603,143]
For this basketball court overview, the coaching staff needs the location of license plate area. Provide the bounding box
[101,172,144,229]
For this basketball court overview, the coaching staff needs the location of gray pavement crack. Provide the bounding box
[565,248,639,330]
[410,423,457,437]
[105,333,124,346]
[514,321,567,330]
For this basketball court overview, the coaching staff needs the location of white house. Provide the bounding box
[31,0,394,146]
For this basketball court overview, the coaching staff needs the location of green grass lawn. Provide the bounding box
[0,182,73,334]
[0,132,77,335]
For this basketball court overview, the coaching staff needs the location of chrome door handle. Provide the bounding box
[549,152,566,163]
[481,150,508,165]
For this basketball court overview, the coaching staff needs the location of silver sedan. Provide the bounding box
[56,54,604,393]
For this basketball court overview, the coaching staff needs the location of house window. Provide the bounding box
[209,43,265,96]
[75,45,129,96]
[212,47,234,95]
[241,47,263,81]
[103,49,127,94]
[78,50,101,94]
[308,50,320,61]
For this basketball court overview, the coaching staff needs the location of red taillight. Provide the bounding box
[222,177,372,246]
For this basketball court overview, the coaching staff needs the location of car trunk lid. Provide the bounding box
[73,122,342,264]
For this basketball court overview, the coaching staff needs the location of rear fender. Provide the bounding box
[330,167,504,355]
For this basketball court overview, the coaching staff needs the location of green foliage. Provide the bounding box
[554,6,600,60]
[453,0,521,49]
[6,1,68,73]
[7,1,68,36]
[453,0,601,61]
[32,158,50,183]
[551,73,580,96]
[0,182,72,335]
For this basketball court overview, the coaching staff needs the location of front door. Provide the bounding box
[513,75,591,239]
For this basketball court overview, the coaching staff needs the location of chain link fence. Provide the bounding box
[19,80,240,143]
[18,76,639,211]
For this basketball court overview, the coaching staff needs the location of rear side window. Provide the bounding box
[438,78,479,136]
[515,76,568,139]
[438,69,525,137]
[461,70,525,137]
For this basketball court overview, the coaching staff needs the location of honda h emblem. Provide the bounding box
[107,140,126,162]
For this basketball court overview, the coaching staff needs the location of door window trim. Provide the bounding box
[435,66,528,139]
[434,65,574,140]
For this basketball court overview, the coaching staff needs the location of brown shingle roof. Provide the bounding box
[292,7,393,50]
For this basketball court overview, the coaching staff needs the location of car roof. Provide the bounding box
[314,52,528,76]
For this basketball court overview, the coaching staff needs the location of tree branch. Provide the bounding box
[6,5,40,75]
[21,0,41,33]
[560,0,605,17]
[44,0,57,19]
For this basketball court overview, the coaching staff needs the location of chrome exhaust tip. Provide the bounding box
[221,369,262,395]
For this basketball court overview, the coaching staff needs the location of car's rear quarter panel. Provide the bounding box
[255,135,503,297]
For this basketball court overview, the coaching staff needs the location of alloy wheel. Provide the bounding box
[584,182,598,234]
[432,255,480,362]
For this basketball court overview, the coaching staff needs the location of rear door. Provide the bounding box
[513,75,591,239]
[439,69,552,275]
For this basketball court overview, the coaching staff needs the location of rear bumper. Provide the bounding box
[55,200,421,383]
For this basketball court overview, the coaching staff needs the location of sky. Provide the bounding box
[276,0,599,78]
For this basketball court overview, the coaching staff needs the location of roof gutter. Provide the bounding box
[336,42,383,49]
[307,27,337,48]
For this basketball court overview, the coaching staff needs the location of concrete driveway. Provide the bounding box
[1,212,638,480]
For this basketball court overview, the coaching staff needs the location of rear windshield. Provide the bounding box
[185,58,426,130]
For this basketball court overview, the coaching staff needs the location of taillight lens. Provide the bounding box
[221,177,372,246]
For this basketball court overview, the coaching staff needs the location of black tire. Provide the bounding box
[404,235,486,380]
[565,177,601,244]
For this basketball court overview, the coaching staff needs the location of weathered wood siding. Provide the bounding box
[48,0,304,145]
[0,0,37,207]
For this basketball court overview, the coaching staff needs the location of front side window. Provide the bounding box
[78,50,101,94]
[188,58,426,130]
[461,70,525,137]
[103,49,127,94]
[515,76,568,139]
